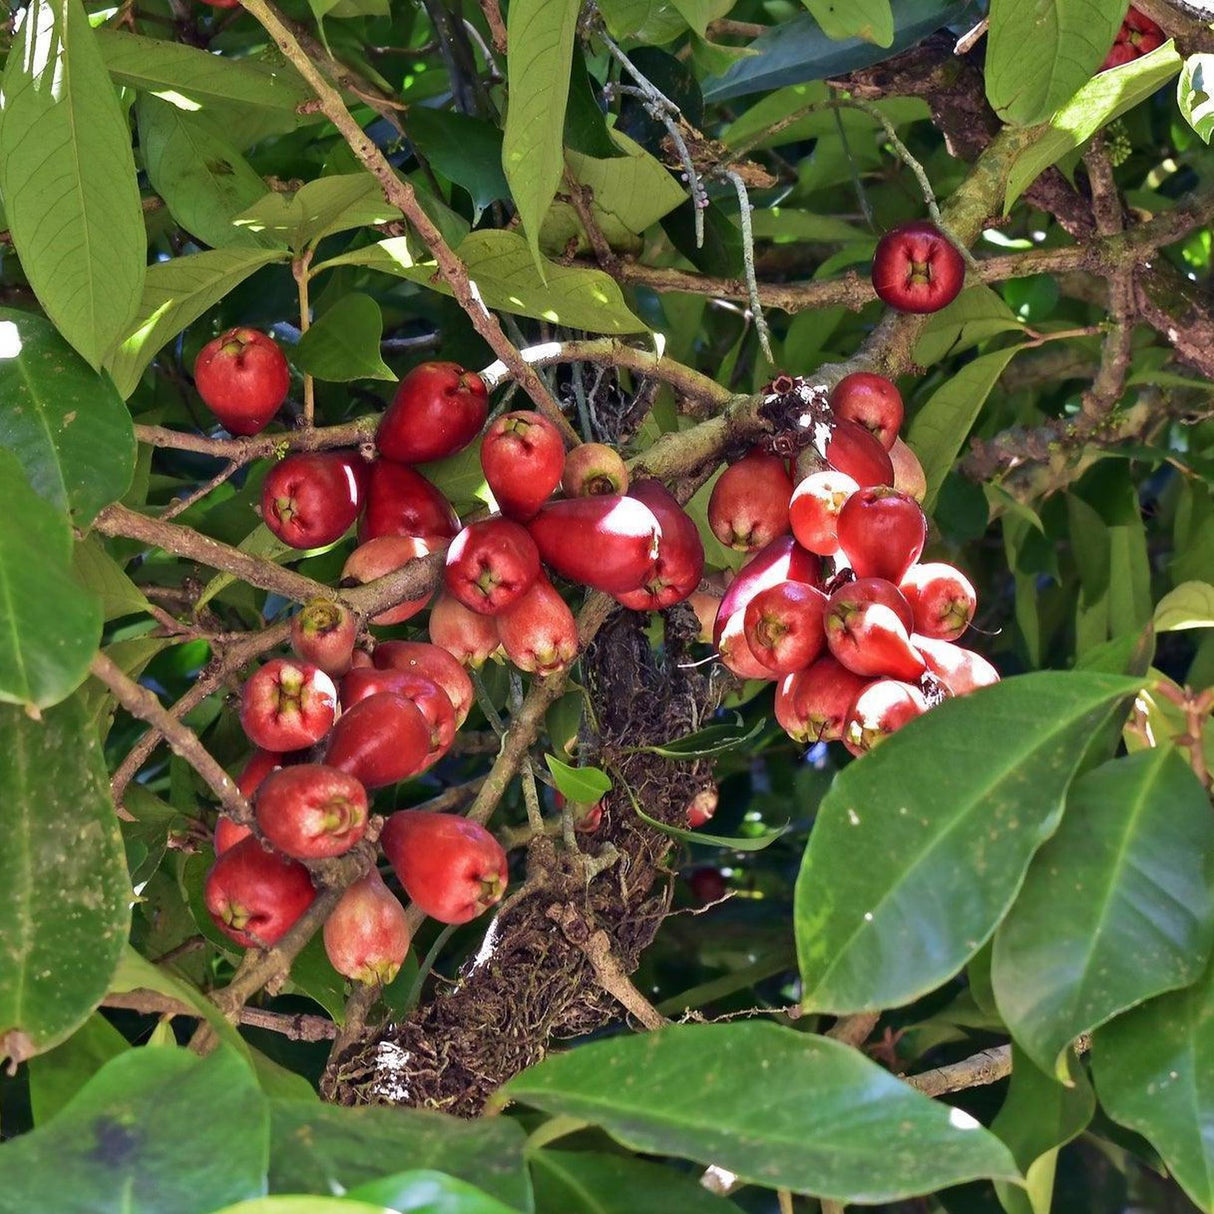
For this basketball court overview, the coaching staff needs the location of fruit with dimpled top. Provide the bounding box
[480,411,565,520]
[562,443,629,497]
[194,327,289,436]
[789,470,859,557]
[824,581,926,681]
[376,362,488,464]
[836,487,927,583]
[743,580,827,675]
[323,870,412,984]
[707,450,793,552]
[359,460,460,544]
[204,837,315,948]
[373,640,475,727]
[495,574,578,675]
[261,452,363,551]
[830,373,903,451]
[871,221,966,314]
[775,656,873,744]
[614,480,705,611]
[340,667,456,765]
[444,518,542,615]
[342,536,438,626]
[324,692,431,788]
[428,592,501,668]
[899,563,976,641]
[843,679,929,756]
[528,495,661,594]
[255,764,368,859]
[291,599,357,676]
[240,659,337,752]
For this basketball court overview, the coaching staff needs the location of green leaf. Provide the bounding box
[907,346,1021,510]
[1003,42,1182,211]
[318,229,646,334]
[795,672,1141,1014]
[503,1022,1020,1202]
[0,1046,270,1214]
[0,308,135,525]
[803,0,893,46]
[629,717,766,758]
[0,695,128,1067]
[986,0,1126,126]
[0,452,103,710]
[1093,959,1214,1212]
[0,0,145,369]
[72,536,149,620]
[913,285,1025,367]
[1154,580,1214,631]
[269,1102,530,1210]
[1178,53,1214,143]
[213,1202,391,1214]
[294,293,395,382]
[502,0,580,272]
[121,783,190,888]
[419,441,492,514]
[349,1169,525,1212]
[992,747,1214,1077]
[531,1150,742,1214]
[138,97,277,251]
[27,1013,130,1125]
[406,108,509,217]
[106,248,288,398]
[545,754,612,803]
[597,0,689,47]
[564,48,627,160]
[232,173,401,252]
[630,800,787,852]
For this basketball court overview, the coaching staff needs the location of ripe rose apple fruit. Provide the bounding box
[261,452,363,550]
[830,373,903,451]
[707,450,793,551]
[1101,7,1164,70]
[495,574,578,675]
[789,470,859,557]
[824,581,926,681]
[324,691,431,788]
[323,870,412,984]
[428,591,502,668]
[614,480,705,611]
[899,563,977,641]
[291,598,357,676]
[381,810,508,924]
[481,411,565,520]
[836,487,927,583]
[562,442,629,497]
[376,362,488,465]
[871,220,966,314]
[373,639,475,727]
[255,764,368,859]
[218,748,293,853]
[204,837,316,949]
[444,518,542,615]
[359,460,460,544]
[775,656,873,744]
[843,679,929,756]
[743,580,828,675]
[823,418,895,487]
[194,327,289,436]
[240,659,337,752]
[340,667,456,766]
[528,495,661,594]
[554,792,604,833]
[889,437,927,502]
[913,635,1000,696]
[686,783,718,829]
[342,535,437,626]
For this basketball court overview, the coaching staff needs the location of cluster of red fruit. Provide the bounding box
[1101,6,1165,70]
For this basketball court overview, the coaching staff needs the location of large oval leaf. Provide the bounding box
[501,1022,1019,1202]
[992,747,1214,1078]
[795,672,1141,1015]
[530,1151,742,1214]
[350,1169,526,1212]
[0,0,145,369]
[0,694,128,1067]
[0,309,135,526]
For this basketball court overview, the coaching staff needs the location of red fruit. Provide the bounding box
[889,438,927,502]
[376,362,488,465]
[341,667,456,764]
[707,450,793,552]
[713,536,821,650]
[428,592,501,668]
[830,373,904,451]
[323,870,412,985]
[380,810,508,924]
[218,748,290,853]
[871,220,966,314]
[342,536,438,627]
[717,610,778,680]
[193,327,289,436]
[204,837,316,949]
[495,574,578,675]
[824,418,895,487]
[825,582,926,681]
[686,784,718,829]
[554,791,604,833]
[360,460,460,544]
[743,580,828,675]
[481,411,565,520]
[899,563,977,641]
[775,657,873,744]
[687,585,724,643]
[836,487,927,583]
[789,470,859,557]
[291,598,357,676]
[255,764,368,860]
[843,679,929,756]
[1101,7,1165,68]
[688,867,727,904]
[261,452,362,550]
[373,640,475,727]
[614,480,705,611]
[913,636,1000,696]
[240,659,337,752]
[1101,41,1137,67]
[214,817,252,854]
[562,443,629,497]
[444,518,542,615]
[528,495,661,594]
[324,692,431,788]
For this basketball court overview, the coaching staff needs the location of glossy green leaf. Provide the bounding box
[0,1047,270,1214]
[501,0,579,271]
[531,1150,742,1214]
[106,248,288,398]
[27,1013,130,1125]
[545,755,612,803]
[294,293,395,382]
[503,1022,1019,1201]
[564,48,626,159]
[319,230,645,333]
[350,1169,525,1212]
[0,694,128,1067]
[795,672,1141,1014]
[0,308,135,525]
[0,453,103,709]
[1178,53,1214,144]
[233,173,401,251]
[407,108,509,217]
[992,747,1214,1078]
[803,0,893,46]
[597,0,689,46]
[630,800,787,852]
[418,441,492,513]
[1154,580,1214,631]
[907,347,1021,510]
[629,716,766,758]
[269,1101,530,1210]
[214,1202,388,1214]
[986,0,1125,126]
[72,536,149,621]
[0,0,145,368]
[914,285,1025,367]
[1093,960,1214,1212]
[121,783,191,888]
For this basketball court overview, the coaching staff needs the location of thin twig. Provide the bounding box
[102,990,337,1040]
[721,168,772,362]
[160,460,241,522]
